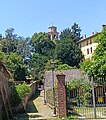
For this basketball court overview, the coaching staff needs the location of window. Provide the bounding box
[90,47,92,53]
[90,39,92,44]
[87,48,89,54]
[86,41,88,45]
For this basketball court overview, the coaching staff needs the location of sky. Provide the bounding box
[0,0,106,38]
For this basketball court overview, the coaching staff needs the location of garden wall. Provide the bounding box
[45,69,89,106]
[22,81,38,110]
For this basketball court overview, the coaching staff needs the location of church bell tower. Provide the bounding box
[48,26,59,40]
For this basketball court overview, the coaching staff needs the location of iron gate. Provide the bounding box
[67,78,106,119]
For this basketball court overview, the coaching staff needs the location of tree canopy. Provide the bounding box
[30,32,56,58]
[56,32,83,67]
[0,24,84,81]
[0,28,30,81]
[60,23,82,43]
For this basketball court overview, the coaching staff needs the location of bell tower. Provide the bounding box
[48,26,59,40]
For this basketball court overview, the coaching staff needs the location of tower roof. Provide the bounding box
[48,26,57,29]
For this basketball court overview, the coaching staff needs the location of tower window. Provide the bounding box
[54,35,56,39]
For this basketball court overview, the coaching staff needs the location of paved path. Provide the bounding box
[33,90,55,120]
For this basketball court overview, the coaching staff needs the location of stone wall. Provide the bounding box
[45,69,89,109]
[45,69,89,90]
[22,81,38,111]
[0,62,13,119]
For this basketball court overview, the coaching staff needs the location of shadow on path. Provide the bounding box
[26,90,40,113]
[14,90,43,120]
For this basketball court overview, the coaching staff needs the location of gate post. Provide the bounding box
[91,75,96,118]
[56,73,67,118]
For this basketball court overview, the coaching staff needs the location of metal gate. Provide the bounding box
[67,77,106,119]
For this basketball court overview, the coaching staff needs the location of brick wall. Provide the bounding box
[56,74,67,118]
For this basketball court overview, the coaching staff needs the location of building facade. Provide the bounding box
[78,25,106,59]
[78,33,99,59]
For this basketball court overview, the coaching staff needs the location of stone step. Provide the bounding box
[14,118,46,120]
[14,113,46,120]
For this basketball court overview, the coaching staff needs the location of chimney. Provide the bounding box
[92,32,94,35]
[85,34,86,39]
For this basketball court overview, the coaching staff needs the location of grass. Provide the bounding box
[73,106,106,119]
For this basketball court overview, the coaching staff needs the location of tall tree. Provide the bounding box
[30,32,56,59]
[71,23,82,43]
[55,38,83,67]
[29,53,48,80]
[2,52,28,81]
[60,23,82,44]
[56,23,83,67]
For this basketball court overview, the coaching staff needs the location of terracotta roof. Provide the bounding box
[78,33,100,43]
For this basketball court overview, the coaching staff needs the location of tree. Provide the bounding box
[4,28,18,53]
[29,53,48,80]
[0,28,31,62]
[45,59,61,71]
[55,23,83,67]
[71,23,82,43]
[30,32,56,59]
[60,23,82,44]
[55,38,83,67]
[2,52,28,81]
[60,28,72,40]
[80,59,94,76]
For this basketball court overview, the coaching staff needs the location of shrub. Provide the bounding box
[16,83,31,98]
[56,64,77,70]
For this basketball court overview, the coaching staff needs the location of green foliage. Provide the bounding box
[29,53,48,80]
[56,64,77,70]
[55,23,83,67]
[0,50,5,62]
[71,23,82,43]
[60,23,82,43]
[67,78,92,106]
[45,59,61,71]
[16,83,31,98]
[80,59,94,76]
[14,64,28,80]
[93,28,106,59]
[56,38,83,67]
[68,78,83,89]
[2,52,28,81]
[30,32,56,58]
[0,28,31,81]
[10,84,22,106]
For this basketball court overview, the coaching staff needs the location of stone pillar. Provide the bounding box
[56,74,67,118]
